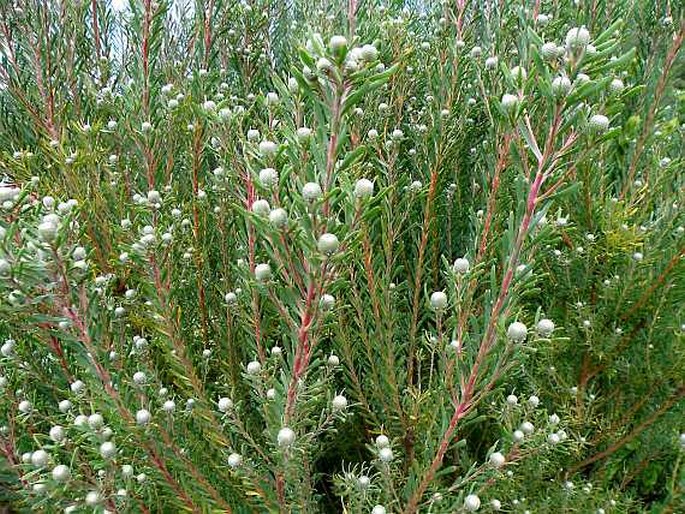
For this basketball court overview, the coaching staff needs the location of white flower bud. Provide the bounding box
[259,168,278,188]
[453,257,470,274]
[327,354,340,367]
[537,319,555,336]
[302,182,322,201]
[52,464,70,481]
[354,178,374,199]
[507,321,528,342]
[269,208,288,227]
[317,233,340,255]
[332,395,348,411]
[378,447,393,462]
[510,66,527,82]
[227,453,242,468]
[100,441,117,459]
[490,451,506,468]
[255,263,271,281]
[162,400,176,412]
[513,429,525,442]
[375,435,390,448]
[251,199,271,216]
[548,432,561,444]
[430,291,448,311]
[135,409,151,425]
[528,395,540,408]
[520,421,535,434]
[246,360,261,375]
[566,26,591,50]
[218,397,233,412]
[329,35,347,52]
[277,427,296,447]
[371,506,386,514]
[87,413,103,430]
[588,114,610,132]
[258,140,278,156]
[49,425,65,442]
[464,494,481,511]
[132,371,147,385]
[85,491,100,506]
[552,76,572,97]
[31,449,49,467]
[541,42,558,60]
[501,93,518,111]
[485,56,499,70]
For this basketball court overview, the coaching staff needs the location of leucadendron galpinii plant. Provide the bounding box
[0,1,683,512]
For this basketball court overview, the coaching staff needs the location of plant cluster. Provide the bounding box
[0,1,683,512]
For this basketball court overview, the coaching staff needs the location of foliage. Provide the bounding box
[0,1,683,513]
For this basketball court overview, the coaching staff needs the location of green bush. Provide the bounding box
[0,1,683,512]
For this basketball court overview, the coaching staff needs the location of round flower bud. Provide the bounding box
[38,221,58,241]
[549,413,560,425]
[491,499,502,510]
[329,35,347,53]
[537,319,555,336]
[277,427,296,447]
[203,100,216,112]
[317,233,340,255]
[132,371,146,385]
[485,56,498,70]
[510,66,527,82]
[548,432,561,445]
[162,400,176,412]
[453,257,470,274]
[49,425,65,442]
[100,441,116,459]
[507,321,528,342]
[528,395,540,408]
[296,127,312,140]
[135,409,151,425]
[52,464,70,481]
[218,397,233,413]
[246,361,261,375]
[266,388,276,400]
[251,199,271,216]
[501,94,518,111]
[259,168,278,188]
[255,263,271,281]
[566,26,591,50]
[541,42,558,60]
[552,76,572,97]
[430,291,448,311]
[269,208,288,227]
[361,44,378,61]
[258,140,278,156]
[18,400,32,414]
[464,494,481,511]
[588,114,610,132]
[302,182,322,202]
[490,451,505,468]
[227,453,242,468]
[327,354,340,367]
[121,464,134,478]
[266,92,279,105]
[85,491,100,506]
[320,294,335,311]
[371,506,386,514]
[332,395,348,411]
[31,449,49,467]
[378,447,393,462]
[609,78,624,94]
[354,178,374,199]
[506,394,518,406]
[70,380,85,394]
[513,429,525,442]
[367,129,378,140]
[88,413,104,430]
[358,475,371,488]
[520,421,535,434]
[247,129,260,141]
[375,435,390,448]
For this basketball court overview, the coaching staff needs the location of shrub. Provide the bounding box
[0,1,683,512]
